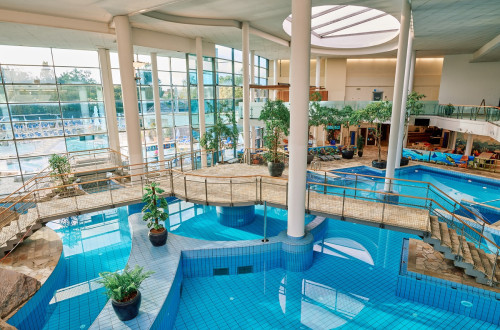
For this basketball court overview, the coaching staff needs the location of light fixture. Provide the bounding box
[133,61,147,69]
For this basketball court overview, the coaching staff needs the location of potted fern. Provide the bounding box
[98,265,154,321]
[142,182,169,246]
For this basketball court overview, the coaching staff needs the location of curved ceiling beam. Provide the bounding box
[311,35,399,56]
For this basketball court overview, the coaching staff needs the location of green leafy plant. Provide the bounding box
[98,265,154,302]
[356,101,393,162]
[200,105,239,164]
[403,91,426,151]
[357,135,365,151]
[259,100,290,163]
[48,154,71,186]
[444,103,455,116]
[142,182,169,231]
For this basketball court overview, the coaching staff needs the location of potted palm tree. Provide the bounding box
[357,101,393,169]
[357,135,365,157]
[339,105,358,159]
[259,100,290,177]
[142,182,169,246]
[98,265,154,321]
[308,93,326,164]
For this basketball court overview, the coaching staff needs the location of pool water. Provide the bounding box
[308,165,500,224]
[41,207,131,329]
[167,199,315,241]
[174,218,498,329]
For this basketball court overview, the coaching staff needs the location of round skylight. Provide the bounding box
[283,5,400,49]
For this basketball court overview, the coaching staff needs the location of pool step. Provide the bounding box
[423,216,499,287]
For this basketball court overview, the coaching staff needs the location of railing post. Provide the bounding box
[457,227,464,260]
[262,201,269,242]
[180,156,183,172]
[341,189,346,220]
[324,172,327,195]
[381,197,386,224]
[170,168,174,195]
[307,183,310,213]
[354,175,358,198]
[260,177,263,204]
[255,177,258,202]
[205,178,208,205]
[34,192,40,220]
[230,179,233,206]
[184,176,187,200]
[481,222,486,237]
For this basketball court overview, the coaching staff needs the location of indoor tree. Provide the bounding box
[142,182,169,246]
[200,107,239,164]
[48,154,71,187]
[401,91,426,161]
[357,101,393,165]
[259,99,290,176]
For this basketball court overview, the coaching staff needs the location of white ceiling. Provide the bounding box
[0,0,499,61]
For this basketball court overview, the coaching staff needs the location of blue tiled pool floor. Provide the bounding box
[168,201,314,241]
[174,219,498,329]
[42,207,132,330]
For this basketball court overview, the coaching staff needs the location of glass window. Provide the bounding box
[203,71,214,85]
[216,45,232,60]
[0,87,6,103]
[111,69,121,85]
[58,85,103,102]
[171,72,187,86]
[6,84,58,103]
[204,87,214,99]
[216,59,232,73]
[217,86,233,99]
[63,118,107,135]
[138,86,154,101]
[171,57,186,72]
[233,49,242,62]
[0,140,17,157]
[0,46,53,66]
[55,67,101,84]
[234,62,243,74]
[19,155,50,174]
[157,71,171,85]
[109,52,120,69]
[61,102,105,118]
[157,56,171,71]
[217,73,233,86]
[136,70,153,85]
[2,65,56,84]
[66,134,109,152]
[16,137,66,156]
[52,49,99,67]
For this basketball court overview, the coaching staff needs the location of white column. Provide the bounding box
[195,37,207,168]
[287,0,311,239]
[465,133,474,156]
[395,31,414,168]
[251,126,256,150]
[315,56,321,89]
[151,52,165,163]
[449,131,457,149]
[384,0,411,192]
[408,50,416,93]
[97,48,121,160]
[250,50,255,102]
[114,16,143,171]
[242,21,251,152]
[273,60,279,100]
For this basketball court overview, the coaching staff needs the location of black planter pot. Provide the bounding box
[307,154,314,164]
[400,157,410,166]
[372,160,387,169]
[341,149,354,159]
[111,290,141,321]
[357,151,363,157]
[148,228,168,246]
[268,162,285,177]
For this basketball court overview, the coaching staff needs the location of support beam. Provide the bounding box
[97,48,121,162]
[315,56,321,89]
[242,22,251,153]
[395,32,414,168]
[151,52,165,163]
[465,134,474,156]
[384,0,410,192]
[273,60,279,100]
[196,37,208,168]
[287,0,312,239]
[250,50,255,102]
[114,16,143,172]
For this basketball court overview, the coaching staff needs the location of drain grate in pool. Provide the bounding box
[213,267,229,276]
[237,266,253,274]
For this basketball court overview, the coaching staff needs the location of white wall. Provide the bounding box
[439,54,500,106]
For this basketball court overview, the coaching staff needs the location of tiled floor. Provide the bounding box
[174,219,499,329]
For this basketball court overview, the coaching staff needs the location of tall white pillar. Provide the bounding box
[250,50,255,101]
[273,60,279,100]
[242,22,251,152]
[287,0,311,239]
[114,16,143,171]
[408,50,416,93]
[315,56,321,89]
[195,37,207,168]
[151,52,165,163]
[465,133,474,156]
[384,0,411,192]
[449,131,457,149]
[251,126,256,150]
[97,48,121,160]
[395,32,414,168]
